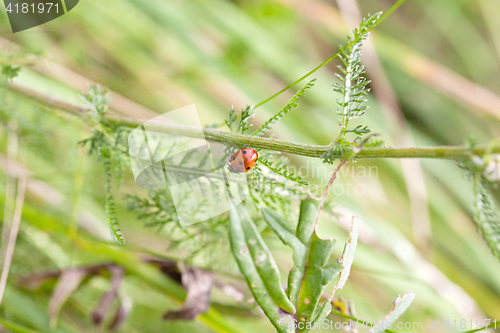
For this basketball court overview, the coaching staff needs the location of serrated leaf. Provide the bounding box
[472,175,500,260]
[366,291,415,333]
[262,198,343,331]
[296,232,343,328]
[334,216,358,292]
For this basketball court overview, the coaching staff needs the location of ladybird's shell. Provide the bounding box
[229,148,258,173]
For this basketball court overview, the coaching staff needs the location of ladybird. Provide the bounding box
[228,148,258,173]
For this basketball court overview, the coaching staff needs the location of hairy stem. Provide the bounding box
[10,82,500,160]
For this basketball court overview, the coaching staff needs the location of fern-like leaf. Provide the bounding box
[225,104,254,134]
[99,148,125,244]
[0,65,20,88]
[335,13,380,142]
[252,79,316,137]
[473,175,500,260]
[322,13,381,164]
[258,157,308,185]
[81,85,110,119]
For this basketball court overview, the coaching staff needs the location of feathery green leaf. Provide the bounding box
[472,174,500,260]
[99,147,125,244]
[258,157,308,185]
[252,79,316,137]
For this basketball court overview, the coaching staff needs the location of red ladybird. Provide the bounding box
[228,148,258,173]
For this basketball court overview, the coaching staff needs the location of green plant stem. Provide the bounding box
[378,0,408,23]
[10,82,500,160]
[252,0,408,109]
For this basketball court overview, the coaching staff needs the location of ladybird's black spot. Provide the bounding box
[242,150,247,154]
[246,167,250,170]
[239,161,243,165]
[233,157,235,160]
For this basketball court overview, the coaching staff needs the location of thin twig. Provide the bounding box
[312,160,348,229]
[320,160,348,201]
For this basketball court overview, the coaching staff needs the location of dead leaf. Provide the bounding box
[108,294,133,331]
[91,266,125,325]
[18,263,110,290]
[49,268,88,328]
[18,270,62,290]
[216,283,245,302]
[163,266,213,320]
[145,257,182,284]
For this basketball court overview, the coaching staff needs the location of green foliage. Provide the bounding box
[81,84,110,118]
[321,144,350,165]
[227,79,315,197]
[80,85,128,161]
[252,79,316,137]
[228,204,295,332]
[0,65,20,88]
[322,12,382,164]
[294,223,342,328]
[126,190,230,268]
[460,139,500,260]
[225,104,254,134]
[335,12,381,140]
[258,156,308,185]
[303,218,359,332]
[246,152,301,217]
[81,85,128,243]
[363,137,385,148]
[99,147,125,244]
[472,174,500,260]
[228,79,316,195]
[225,13,420,329]
[231,198,349,332]
[5,0,500,331]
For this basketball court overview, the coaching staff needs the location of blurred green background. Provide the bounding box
[0,0,499,332]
